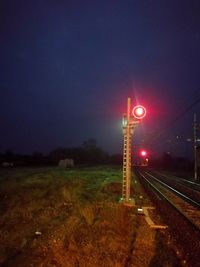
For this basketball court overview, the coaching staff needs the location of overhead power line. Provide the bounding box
[146,92,200,146]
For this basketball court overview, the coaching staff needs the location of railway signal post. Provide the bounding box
[121,97,146,205]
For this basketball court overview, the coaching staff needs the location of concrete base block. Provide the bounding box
[119,198,135,207]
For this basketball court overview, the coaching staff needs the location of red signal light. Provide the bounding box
[140,150,147,157]
[132,105,146,119]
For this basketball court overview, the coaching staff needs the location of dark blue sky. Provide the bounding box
[1,0,200,157]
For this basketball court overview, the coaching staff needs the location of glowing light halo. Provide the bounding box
[132,105,146,119]
[140,150,147,157]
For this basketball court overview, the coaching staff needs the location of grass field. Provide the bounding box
[0,166,183,267]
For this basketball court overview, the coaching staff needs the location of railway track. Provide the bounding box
[137,169,200,231]
[136,168,200,267]
[151,170,200,193]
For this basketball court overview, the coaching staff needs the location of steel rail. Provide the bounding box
[153,170,200,192]
[137,170,200,232]
[144,171,200,208]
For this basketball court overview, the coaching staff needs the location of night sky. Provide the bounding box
[1,0,200,157]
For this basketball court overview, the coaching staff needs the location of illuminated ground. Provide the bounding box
[0,166,183,266]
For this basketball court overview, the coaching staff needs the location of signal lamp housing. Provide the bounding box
[132,105,146,120]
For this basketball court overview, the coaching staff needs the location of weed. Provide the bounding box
[79,205,95,225]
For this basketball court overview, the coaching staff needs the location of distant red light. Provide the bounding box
[140,150,147,157]
[132,105,146,119]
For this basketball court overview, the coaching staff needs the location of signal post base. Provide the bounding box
[119,198,135,207]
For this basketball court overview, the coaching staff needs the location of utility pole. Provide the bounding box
[121,98,146,205]
[194,113,198,180]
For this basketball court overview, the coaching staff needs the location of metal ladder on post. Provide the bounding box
[122,131,127,199]
[127,130,132,200]
[122,126,132,201]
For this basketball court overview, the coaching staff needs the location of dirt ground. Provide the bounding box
[0,166,185,266]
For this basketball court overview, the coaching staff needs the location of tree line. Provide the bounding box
[0,139,122,166]
[0,139,194,171]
